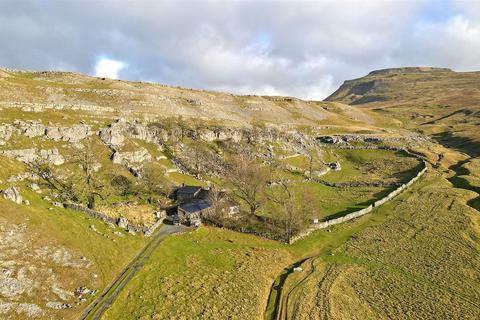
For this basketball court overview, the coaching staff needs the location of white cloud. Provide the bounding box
[94,58,126,79]
[0,0,479,99]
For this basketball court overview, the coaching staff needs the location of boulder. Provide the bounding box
[112,148,152,165]
[24,123,46,138]
[0,123,17,141]
[45,127,63,141]
[99,120,126,147]
[58,124,91,142]
[3,186,23,204]
[117,217,128,229]
[2,148,65,165]
[1,149,37,163]
[39,149,65,165]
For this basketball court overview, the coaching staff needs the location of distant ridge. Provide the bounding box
[367,67,453,76]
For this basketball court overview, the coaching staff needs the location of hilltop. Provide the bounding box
[326,67,480,156]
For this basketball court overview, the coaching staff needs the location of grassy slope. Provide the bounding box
[281,67,480,319]
[325,68,480,157]
[286,168,480,319]
[1,67,479,319]
[0,186,145,319]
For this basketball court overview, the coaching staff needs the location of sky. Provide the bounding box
[0,0,479,100]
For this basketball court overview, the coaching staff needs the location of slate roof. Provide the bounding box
[177,186,202,195]
[178,199,212,214]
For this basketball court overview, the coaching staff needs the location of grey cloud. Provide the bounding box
[0,0,479,100]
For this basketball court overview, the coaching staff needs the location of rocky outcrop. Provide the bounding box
[117,217,128,229]
[112,148,152,165]
[20,122,46,138]
[3,120,93,142]
[38,149,65,165]
[0,124,17,145]
[99,121,125,147]
[1,149,37,163]
[45,124,92,142]
[1,148,65,165]
[2,186,23,204]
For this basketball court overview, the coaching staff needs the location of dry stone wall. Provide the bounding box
[289,157,428,244]
[64,203,161,237]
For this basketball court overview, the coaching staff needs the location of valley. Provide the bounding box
[0,67,479,319]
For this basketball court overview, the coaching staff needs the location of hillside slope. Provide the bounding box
[325,67,480,156]
[0,66,479,320]
[0,68,395,133]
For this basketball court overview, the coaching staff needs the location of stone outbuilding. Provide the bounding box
[177,199,212,226]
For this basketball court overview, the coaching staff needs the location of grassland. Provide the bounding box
[1,67,479,320]
[0,156,145,319]
[280,167,480,319]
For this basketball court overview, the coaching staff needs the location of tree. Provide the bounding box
[268,180,313,240]
[110,174,133,196]
[72,139,104,209]
[28,160,78,202]
[305,146,324,180]
[225,156,270,216]
[138,164,172,204]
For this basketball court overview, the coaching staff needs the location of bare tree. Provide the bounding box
[268,180,314,240]
[72,139,104,209]
[28,160,78,202]
[225,156,270,216]
[138,164,173,204]
[305,146,324,180]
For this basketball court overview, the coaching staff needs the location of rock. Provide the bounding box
[45,127,63,141]
[293,267,303,272]
[112,148,152,165]
[0,123,17,141]
[46,302,72,309]
[117,217,128,229]
[15,303,44,317]
[24,123,47,137]
[1,148,65,165]
[29,183,40,191]
[59,124,91,142]
[1,149,37,163]
[99,120,126,147]
[2,186,23,204]
[52,202,64,208]
[39,149,65,165]
[23,200,30,206]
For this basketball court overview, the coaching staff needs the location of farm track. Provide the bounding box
[79,224,189,320]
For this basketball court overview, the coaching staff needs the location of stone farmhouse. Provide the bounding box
[173,185,239,227]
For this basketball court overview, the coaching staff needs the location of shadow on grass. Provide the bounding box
[448,160,480,212]
[432,131,480,158]
[322,186,396,221]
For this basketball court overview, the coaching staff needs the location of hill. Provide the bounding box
[0,66,479,320]
[325,67,480,156]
